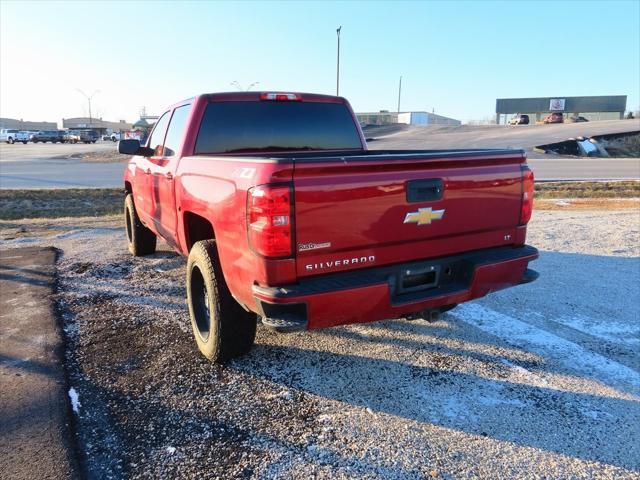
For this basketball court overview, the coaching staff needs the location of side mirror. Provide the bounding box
[118,139,153,156]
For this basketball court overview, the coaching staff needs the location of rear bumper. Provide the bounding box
[252,245,539,330]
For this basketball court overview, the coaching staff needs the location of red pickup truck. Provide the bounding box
[119,92,538,362]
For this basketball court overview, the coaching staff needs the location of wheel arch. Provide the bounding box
[183,211,216,252]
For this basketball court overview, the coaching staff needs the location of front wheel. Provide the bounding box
[22,141,27,144]
[124,194,156,256]
[8,138,14,144]
[186,240,257,362]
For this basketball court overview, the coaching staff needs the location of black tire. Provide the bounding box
[186,240,257,362]
[124,194,156,256]
[22,141,27,144]
[439,304,458,313]
[8,137,14,144]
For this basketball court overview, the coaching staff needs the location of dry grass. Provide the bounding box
[535,198,639,210]
[0,181,638,221]
[0,189,123,220]
[53,150,126,163]
[535,181,640,199]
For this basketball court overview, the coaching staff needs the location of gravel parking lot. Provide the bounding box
[1,208,639,479]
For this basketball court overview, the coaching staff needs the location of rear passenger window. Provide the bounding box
[147,112,171,156]
[163,105,191,157]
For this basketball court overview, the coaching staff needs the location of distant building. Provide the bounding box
[0,117,57,131]
[62,117,133,135]
[357,111,461,126]
[496,96,627,124]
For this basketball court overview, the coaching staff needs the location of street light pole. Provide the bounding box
[336,26,342,96]
[76,89,100,127]
[397,76,402,113]
[231,81,260,91]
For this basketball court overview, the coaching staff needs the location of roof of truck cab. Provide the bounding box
[161,92,346,113]
[202,92,347,103]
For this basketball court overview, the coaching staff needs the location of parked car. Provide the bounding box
[103,132,121,142]
[77,130,99,143]
[570,116,589,123]
[0,128,29,144]
[30,131,61,143]
[118,91,538,363]
[509,114,529,125]
[543,112,564,124]
[64,131,81,143]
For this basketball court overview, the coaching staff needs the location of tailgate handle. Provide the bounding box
[406,179,444,203]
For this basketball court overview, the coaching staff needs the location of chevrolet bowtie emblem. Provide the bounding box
[403,207,445,225]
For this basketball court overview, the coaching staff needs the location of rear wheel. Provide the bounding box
[186,240,257,362]
[440,304,458,313]
[124,194,156,256]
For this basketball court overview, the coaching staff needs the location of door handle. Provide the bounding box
[145,168,151,175]
[165,172,173,180]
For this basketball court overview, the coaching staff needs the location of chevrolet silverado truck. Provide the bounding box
[118,91,538,362]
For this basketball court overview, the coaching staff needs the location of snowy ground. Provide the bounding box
[1,209,639,479]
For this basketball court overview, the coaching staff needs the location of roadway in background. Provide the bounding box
[1,120,638,188]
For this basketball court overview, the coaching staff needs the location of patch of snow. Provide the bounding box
[68,387,81,413]
[554,314,639,345]
[266,390,293,401]
[166,446,176,455]
[453,303,640,395]
[554,200,571,206]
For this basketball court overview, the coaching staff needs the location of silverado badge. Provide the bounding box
[404,207,445,226]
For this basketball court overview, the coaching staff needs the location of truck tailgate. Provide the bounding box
[293,151,526,278]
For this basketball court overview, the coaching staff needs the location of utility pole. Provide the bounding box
[397,76,402,113]
[336,26,342,96]
[76,89,100,127]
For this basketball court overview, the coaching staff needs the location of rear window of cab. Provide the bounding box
[194,101,363,154]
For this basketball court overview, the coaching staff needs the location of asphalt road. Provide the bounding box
[0,141,115,163]
[0,247,78,479]
[0,120,638,188]
[368,119,640,151]
[0,158,125,189]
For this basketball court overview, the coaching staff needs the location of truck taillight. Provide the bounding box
[247,185,293,257]
[520,167,534,224]
[260,92,301,101]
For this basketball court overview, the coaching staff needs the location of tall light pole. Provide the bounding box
[76,89,100,127]
[336,26,342,96]
[231,81,260,91]
[397,76,402,113]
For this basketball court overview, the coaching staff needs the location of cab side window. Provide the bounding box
[163,105,191,157]
[147,112,171,156]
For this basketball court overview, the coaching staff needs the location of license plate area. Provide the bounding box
[390,258,473,304]
[398,265,441,294]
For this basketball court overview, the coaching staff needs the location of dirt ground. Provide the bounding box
[0,209,639,479]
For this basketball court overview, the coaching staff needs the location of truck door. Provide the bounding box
[136,111,171,225]
[148,104,191,245]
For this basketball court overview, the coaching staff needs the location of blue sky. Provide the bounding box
[1,0,638,123]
